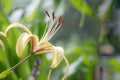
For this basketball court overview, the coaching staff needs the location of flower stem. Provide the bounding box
[10,53,33,71]
[0,53,33,79]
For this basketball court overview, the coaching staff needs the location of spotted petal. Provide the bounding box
[16,33,38,57]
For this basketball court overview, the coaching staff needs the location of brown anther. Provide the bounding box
[46,11,50,18]
[61,17,64,26]
[52,12,56,20]
[58,16,62,26]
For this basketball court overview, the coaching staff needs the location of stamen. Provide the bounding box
[43,11,64,41]
[46,17,64,41]
[48,21,57,35]
[44,20,59,41]
[43,18,55,40]
[47,22,62,40]
[52,12,56,20]
[61,17,64,26]
[58,16,62,26]
[46,11,50,18]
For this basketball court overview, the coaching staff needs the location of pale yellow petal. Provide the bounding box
[5,23,32,36]
[30,35,38,52]
[0,40,5,51]
[16,33,38,57]
[0,32,5,51]
[34,41,53,54]
[50,47,64,68]
[0,32,6,38]
[50,47,69,80]
[62,56,69,80]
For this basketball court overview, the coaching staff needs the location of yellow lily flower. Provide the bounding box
[0,11,69,80]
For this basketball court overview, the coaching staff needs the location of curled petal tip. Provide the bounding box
[16,33,38,57]
[0,32,6,38]
[5,23,32,35]
[51,46,64,68]
[50,46,69,80]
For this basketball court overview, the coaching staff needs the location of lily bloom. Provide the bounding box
[0,11,69,80]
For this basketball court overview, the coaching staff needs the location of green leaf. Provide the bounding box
[0,0,13,14]
[98,0,113,20]
[0,5,10,29]
[69,0,94,17]
[22,0,42,22]
[109,58,120,72]
[79,12,85,28]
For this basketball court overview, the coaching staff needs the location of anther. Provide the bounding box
[46,11,50,18]
[52,12,56,20]
[61,17,64,26]
[58,16,62,26]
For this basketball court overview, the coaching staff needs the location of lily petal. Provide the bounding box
[5,23,32,36]
[62,56,69,80]
[16,33,38,57]
[0,32,6,38]
[51,46,64,68]
[0,32,6,51]
[50,47,69,80]
[34,41,53,54]
[0,40,5,51]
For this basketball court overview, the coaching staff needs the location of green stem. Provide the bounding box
[10,53,33,71]
[0,53,33,79]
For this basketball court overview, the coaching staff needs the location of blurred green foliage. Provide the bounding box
[69,0,94,17]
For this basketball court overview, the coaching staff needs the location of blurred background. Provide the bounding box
[0,0,120,80]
